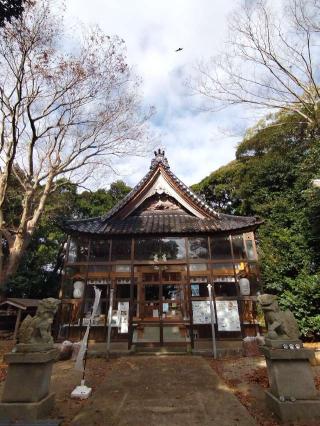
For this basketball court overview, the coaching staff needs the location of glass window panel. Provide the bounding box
[142,272,160,282]
[145,285,159,301]
[214,282,237,297]
[211,263,235,275]
[89,240,110,261]
[139,303,161,321]
[190,263,208,271]
[88,265,112,272]
[210,236,232,260]
[162,303,184,321]
[188,237,209,259]
[163,324,187,341]
[162,271,182,282]
[116,284,136,299]
[68,238,89,262]
[134,238,162,260]
[245,239,256,260]
[115,264,131,272]
[111,239,132,260]
[232,234,246,259]
[58,302,82,332]
[247,264,261,295]
[163,285,183,300]
[134,238,186,260]
[240,300,258,324]
[190,283,209,297]
[161,238,186,260]
[234,262,248,275]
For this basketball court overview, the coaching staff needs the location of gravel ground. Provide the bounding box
[206,355,320,426]
[0,342,319,425]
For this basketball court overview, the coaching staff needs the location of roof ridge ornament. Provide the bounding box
[150,148,170,169]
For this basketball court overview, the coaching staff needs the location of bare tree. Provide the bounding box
[193,0,320,126]
[0,0,152,283]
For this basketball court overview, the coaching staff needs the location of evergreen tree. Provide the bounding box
[193,112,320,339]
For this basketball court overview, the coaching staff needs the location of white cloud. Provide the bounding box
[64,0,253,188]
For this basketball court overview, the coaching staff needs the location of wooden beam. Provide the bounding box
[13,308,22,343]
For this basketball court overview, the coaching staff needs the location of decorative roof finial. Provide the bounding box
[150,148,169,169]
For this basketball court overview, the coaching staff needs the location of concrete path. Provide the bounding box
[71,356,257,426]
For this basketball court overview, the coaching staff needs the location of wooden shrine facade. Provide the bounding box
[59,150,262,349]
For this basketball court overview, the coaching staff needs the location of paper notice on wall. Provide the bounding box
[216,300,241,331]
[192,301,214,324]
[191,284,200,297]
[118,302,129,334]
[162,303,169,313]
[111,310,119,327]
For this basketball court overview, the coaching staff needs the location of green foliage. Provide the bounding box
[193,112,320,339]
[0,0,26,26]
[74,181,131,218]
[4,179,131,298]
[279,275,320,340]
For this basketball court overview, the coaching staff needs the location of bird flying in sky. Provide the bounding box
[175,47,183,52]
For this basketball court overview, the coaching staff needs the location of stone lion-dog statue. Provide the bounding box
[18,298,60,349]
[257,294,300,341]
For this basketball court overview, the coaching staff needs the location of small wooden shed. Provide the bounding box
[0,298,40,341]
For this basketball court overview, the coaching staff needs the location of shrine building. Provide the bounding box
[59,150,262,352]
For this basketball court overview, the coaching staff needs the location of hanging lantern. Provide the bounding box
[239,277,250,296]
[73,281,85,298]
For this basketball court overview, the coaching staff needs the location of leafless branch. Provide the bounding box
[192,0,320,126]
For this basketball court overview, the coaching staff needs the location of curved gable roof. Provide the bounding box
[63,150,262,236]
[102,149,219,220]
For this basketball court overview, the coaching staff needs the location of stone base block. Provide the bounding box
[260,346,317,400]
[310,350,320,366]
[2,349,58,403]
[264,338,302,349]
[265,390,320,422]
[0,392,55,421]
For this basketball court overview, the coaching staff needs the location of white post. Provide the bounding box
[106,288,114,359]
[207,283,217,359]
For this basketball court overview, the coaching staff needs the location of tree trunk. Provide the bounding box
[0,208,4,294]
[4,233,30,283]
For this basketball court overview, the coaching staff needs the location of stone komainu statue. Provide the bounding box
[258,294,300,340]
[18,298,60,346]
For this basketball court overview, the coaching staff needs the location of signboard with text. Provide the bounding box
[216,300,241,331]
[192,301,215,324]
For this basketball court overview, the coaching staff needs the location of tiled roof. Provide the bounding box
[64,213,262,236]
[63,150,262,236]
[102,149,219,220]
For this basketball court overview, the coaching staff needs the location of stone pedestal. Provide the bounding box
[0,349,58,421]
[260,345,320,422]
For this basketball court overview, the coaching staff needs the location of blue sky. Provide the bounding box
[65,0,256,188]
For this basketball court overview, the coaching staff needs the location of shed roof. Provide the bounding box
[0,298,40,310]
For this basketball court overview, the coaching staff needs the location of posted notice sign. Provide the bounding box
[192,301,215,324]
[118,302,129,333]
[216,300,241,331]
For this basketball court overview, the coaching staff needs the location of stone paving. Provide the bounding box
[71,356,257,426]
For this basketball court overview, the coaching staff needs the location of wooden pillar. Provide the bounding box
[128,238,135,349]
[185,237,194,350]
[13,308,22,343]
